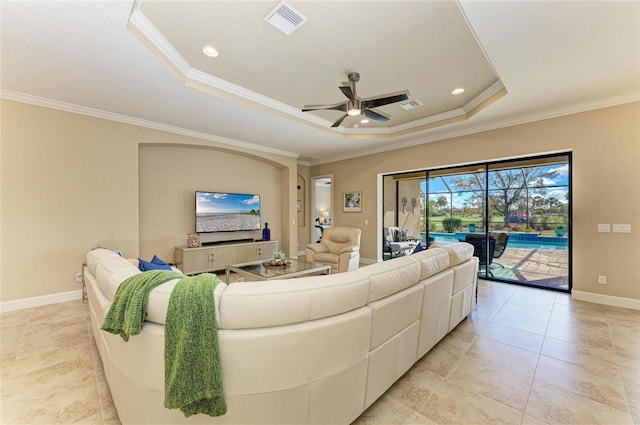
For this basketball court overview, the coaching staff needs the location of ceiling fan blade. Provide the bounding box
[361,91,410,109]
[302,101,348,112]
[331,114,348,128]
[363,108,390,122]
[339,86,355,102]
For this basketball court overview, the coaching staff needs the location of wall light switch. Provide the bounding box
[365,219,368,225]
[597,224,611,233]
[612,224,631,233]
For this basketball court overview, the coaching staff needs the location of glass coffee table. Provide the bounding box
[225,258,331,283]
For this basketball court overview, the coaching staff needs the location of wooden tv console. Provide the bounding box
[174,240,278,275]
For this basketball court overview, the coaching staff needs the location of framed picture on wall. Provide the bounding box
[343,191,362,213]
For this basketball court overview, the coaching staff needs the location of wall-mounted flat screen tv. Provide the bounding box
[195,191,261,233]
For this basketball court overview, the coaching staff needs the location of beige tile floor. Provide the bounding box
[1,280,638,425]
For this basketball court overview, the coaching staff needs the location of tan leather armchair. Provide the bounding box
[305,226,361,273]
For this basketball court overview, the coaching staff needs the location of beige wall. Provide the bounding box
[296,164,311,253]
[1,99,298,303]
[396,179,421,238]
[139,145,284,262]
[2,98,638,304]
[312,102,640,301]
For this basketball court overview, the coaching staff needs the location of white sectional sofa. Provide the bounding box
[84,242,478,424]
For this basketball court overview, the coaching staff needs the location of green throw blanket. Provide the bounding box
[101,270,227,417]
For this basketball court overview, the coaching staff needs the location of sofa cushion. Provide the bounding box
[313,252,339,265]
[322,227,360,254]
[218,271,370,329]
[138,258,172,271]
[368,283,423,350]
[88,249,140,302]
[358,257,420,303]
[411,248,451,281]
[146,278,227,326]
[394,228,409,242]
[451,257,479,294]
[87,248,121,277]
[441,242,474,266]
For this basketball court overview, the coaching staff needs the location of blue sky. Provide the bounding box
[421,164,569,208]
[196,192,260,214]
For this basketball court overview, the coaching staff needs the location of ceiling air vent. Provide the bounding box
[400,100,423,111]
[264,1,308,35]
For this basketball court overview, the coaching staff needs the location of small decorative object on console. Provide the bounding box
[186,232,201,248]
[262,222,271,241]
[268,250,287,266]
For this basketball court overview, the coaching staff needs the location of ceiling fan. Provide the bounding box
[302,72,410,128]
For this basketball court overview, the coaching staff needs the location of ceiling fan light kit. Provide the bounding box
[347,102,361,116]
[302,72,410,128]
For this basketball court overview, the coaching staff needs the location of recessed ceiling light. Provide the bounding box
[360,118,370,124]
[202,45,219,57]
[451,88,465,95]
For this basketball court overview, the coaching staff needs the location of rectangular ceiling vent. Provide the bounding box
[265,1,308,35]
[401,100,423,110]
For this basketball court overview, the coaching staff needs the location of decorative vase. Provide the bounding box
[187,232,201,248]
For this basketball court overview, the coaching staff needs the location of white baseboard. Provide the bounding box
[1,290,83,313]
[572,290,640,311]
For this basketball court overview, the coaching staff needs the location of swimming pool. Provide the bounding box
[502,240,568,250]
[424,232,569,250]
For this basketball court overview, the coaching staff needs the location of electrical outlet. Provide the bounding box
[75,271,83,283]
[612,224,631,233]
[597,224,610,233]
[598,275,607,285]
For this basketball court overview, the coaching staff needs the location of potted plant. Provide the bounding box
[468,223,476,232]
[442,218,463,233]
[269,250,288,266]
[555,225,566,237]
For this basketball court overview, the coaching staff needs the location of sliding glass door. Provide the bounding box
[427,165,486,244]
[485,155,570,290]
[382,153,571,292]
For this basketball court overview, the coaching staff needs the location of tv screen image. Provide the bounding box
[195,191,261,233]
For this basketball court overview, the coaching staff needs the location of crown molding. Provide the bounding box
[312,92,640,165]
[4,89,636,166]
[127,4,508,138]
[128,4,325,127]
[0,90,300,159]
[127,3,191,76]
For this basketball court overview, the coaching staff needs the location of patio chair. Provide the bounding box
[491,232,509,268]
[464,234,497,277]
[383,227,419,259]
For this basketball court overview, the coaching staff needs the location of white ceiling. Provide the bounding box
[1,1,639,165]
